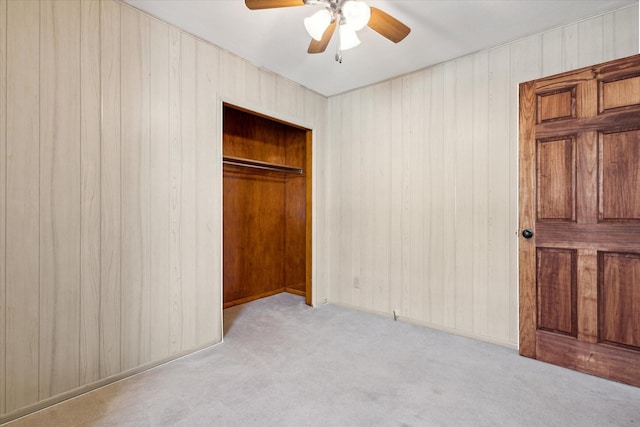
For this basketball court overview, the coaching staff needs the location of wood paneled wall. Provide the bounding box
[326,5,639,348]
[2,0,632,420]
[0,0,328,421]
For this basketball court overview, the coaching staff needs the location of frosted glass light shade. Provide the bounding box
[304,9,332,41]
[342,0,371,31]
[339,23,360,50]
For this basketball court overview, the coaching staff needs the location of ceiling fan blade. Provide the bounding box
[245,0,304,10]
[308,22,336,54]
[367,7,411,43]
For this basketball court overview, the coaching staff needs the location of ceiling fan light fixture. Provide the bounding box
[341,0,371,31]
[338,22,360,51]
[304,8,332,41]
[244,0,410,58]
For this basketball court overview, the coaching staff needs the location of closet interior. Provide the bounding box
[222,104,312,308]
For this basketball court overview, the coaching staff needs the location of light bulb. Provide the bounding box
[304,8,332,41]
[339,23,360,50]
[341,0,371,31]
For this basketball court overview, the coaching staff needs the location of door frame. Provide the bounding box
[219,99,315,308]
[518,79,537,358]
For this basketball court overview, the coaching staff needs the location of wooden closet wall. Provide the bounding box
[223,105,311,308]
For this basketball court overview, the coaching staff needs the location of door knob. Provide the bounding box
[522,229,534,239]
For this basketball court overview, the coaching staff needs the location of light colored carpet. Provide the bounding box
[5,292,640,426]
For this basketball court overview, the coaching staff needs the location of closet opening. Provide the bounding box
[222,103,312,309]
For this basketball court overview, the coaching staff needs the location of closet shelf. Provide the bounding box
[223,156,303,175]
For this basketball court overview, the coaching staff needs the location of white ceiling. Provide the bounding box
[124,0,637,97]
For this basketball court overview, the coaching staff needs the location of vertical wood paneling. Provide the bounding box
[371,82,392,314]
[561,24,579,72]
[5,0,40,411]
[441,60,457,329]
[486,45,511,343]
[388,78,403,317]
[80,0,101,386]
[244,60,259,108]
[399,76,411,317]
[420,69,432,324]
[220,50,246,103]
[472,51,489,337]
[302,90,319,132]
[578,16,604,67]
[349,90,361,307]
[195,40,220,344]
[334,94,360,304]
[338,92,353,305]
[310,92,327,305]
[169,31,198,353]
[326,5,637,348]
[39,0,81,399]
[277,76,302,124]
[169,27,183,355]
[99,0,121,378]
[121,5,151,370]
[327,98,342,302]
[179,33,197,352]
[408,73,425,321]
[602,13,616,60]
[326,99,336,297]
[610,6,639,58]
[454,55,474,331]
[542,28,563,77]
[358,87,373,309]
[149,17,171,362]
[259,69,277,115]
[1,0,327,420]
[427,64,445,326]
[0,0,6,415]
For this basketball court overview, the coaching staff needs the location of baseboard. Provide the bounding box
[0,341,222,425]
[224,287,307,308]
[223,288,286,308]
[327,300,518,350]
[284,287,305,297]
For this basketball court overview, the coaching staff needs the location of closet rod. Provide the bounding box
[222,156,303,175]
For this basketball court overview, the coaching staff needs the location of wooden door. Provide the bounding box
[519,54,640,386]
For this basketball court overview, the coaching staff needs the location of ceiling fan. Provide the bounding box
[245,0,411,62]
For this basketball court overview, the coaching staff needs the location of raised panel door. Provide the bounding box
[520,54,640,386]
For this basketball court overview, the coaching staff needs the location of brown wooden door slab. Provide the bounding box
[519,54,640,386]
